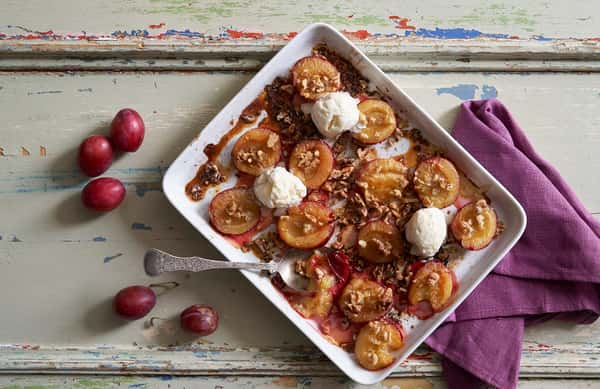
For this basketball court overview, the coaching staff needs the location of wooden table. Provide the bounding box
[1,1,599,388]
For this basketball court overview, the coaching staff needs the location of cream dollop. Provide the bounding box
[405,208,447,257]
[310,92,360,139]
[253,167,307,208]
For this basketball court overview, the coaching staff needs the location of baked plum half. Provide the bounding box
[209,188,261,235]
[451,199,498,250]
[356,158,409,204]
[290,252,337,319]
[353,99,396,145]
[355,320,404,370]
[338,277,393,323]
[289,140,334,189]
[408,261,454,319]
[232,128,281,176]
[291,56,341,100]
[413,157,460,208]
[277,201,334,249]
[357,220,403,264]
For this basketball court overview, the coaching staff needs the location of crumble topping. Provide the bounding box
[237,147,266,166]
[224,202,249,224]
[244,231,284,262]
[427,271,440,286]
[313,45,369,97]
[297,71,338,96]
[372,237,393,256]
[297,149,320,171]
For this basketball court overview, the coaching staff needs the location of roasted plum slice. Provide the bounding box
[232,128,281,176]
[408,261,454,318]
[289,140,334,189]
[451,199,498,250]
[413,157,460,208]
[291,56,341,100]
[277,201,334,249]
[356,158,409,204]
[355,320,404,370]
[357,220,403,264]
[290,252,336,319]
[209,188,261,235]
[338,277,393,323]
[353,99,397,145]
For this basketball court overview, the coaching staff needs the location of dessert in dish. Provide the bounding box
[185,44,502,370]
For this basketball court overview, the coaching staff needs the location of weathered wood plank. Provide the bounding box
[2,0,599,40]
[1,1,599,71]
[0,71,598,377]
[1,375,600,389]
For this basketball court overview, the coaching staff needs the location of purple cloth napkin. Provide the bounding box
[424,99,600,389]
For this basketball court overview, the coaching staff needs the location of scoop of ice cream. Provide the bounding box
[253,166,307,208]
[310,92,360,139]
[405,208,447,257]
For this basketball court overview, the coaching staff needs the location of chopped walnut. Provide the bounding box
[372,237,393,256]
[357,147,378,162]
[297,149,320,171]
[266,133,279,148]
[366,350,379,366]
[245,232,284,262]
[237,147,266,166]
[224,202,249,223]
[427,271,440,286]
[295,258,308,277]
[297,71,338,96]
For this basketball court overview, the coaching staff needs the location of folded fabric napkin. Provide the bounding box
[425,99,600,389]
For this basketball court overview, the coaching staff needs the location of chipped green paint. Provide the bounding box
[433,2,536,31]
[295,13,390,27]
[0,386,56,389]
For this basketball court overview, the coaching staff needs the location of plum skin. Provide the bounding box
[78,135,114,177]
[180,304,219,336]
[81,177,126,211]
[113,285,156,320]
[110,108,145,152]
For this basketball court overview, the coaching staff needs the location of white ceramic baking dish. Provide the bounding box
[162,23,527,384]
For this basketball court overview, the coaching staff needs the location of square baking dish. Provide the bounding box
[162,23,527,384]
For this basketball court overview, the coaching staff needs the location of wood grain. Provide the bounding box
[0,71,598,378]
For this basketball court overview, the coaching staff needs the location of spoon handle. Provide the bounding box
[144,248,273,276]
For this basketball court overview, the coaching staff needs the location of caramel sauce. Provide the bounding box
[185,94,266,201]
[402,141,418,168]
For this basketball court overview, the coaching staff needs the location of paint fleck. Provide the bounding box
[342,29,371,40]
[389,16,416,30]
[20,147,30,156]
[131,222,152,231]
[406,28,509,39]
[481,85,498,99]
[39,146,46,156]
[103,253,123,263]
[93,236,107,242]
[226,29,263,39]
[149,22,166,29]
[27,90,63,95]
[128,384,146,388]
[436,84,479,100]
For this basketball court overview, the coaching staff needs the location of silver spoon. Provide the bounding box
[144,248,309,292]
